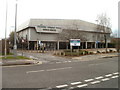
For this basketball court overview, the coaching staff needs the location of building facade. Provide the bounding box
[17,19,111,50]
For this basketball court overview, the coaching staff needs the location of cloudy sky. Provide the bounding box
[0,0,119,39]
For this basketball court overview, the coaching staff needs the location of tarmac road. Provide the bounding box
[2,56,119,89]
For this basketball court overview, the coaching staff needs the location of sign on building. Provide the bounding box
[70,39,80,46]
[96,41,100,44]
[38,40,41,45]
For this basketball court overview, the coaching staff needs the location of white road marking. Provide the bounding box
[90,81,101,84]
[56,73,118,88]
[84,79,94,82]
[56,84,68,88]
[89,62,105,66]
[68,61,71,62]
[27,67,72,73]
[101,78,110,81]
[56,62,61,64]
[69,87,74,89]
[95,76,103,79]
[77,84,88,88]
[46,68,57,71]
[46,67,72,71]
[26,70,45,73]
[105,74,112,77]
[71,81,82,85]
[111,76,119,79]
[113,72,119,75]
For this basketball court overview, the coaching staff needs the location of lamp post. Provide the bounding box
[4,0,8,58]
[104,29,107,53]
[13,0,18,57]
[95,20,98,52]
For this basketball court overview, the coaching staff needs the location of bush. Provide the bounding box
[89,52,93,54]
[65,52,79,56]
[97,51,101,53]
[61,52,64,55]
[57,49,93,56]
[64,49,71,52]
[79,51,83,55]
[84,51,88,55]
[109,49,113,52]
[64,52,71,56]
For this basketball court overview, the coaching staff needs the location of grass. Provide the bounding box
[1,56,30,60]
[0,53,13,55]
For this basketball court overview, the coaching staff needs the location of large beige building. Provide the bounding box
[17,19,111,50]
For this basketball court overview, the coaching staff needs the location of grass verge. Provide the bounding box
[1,56,30,60]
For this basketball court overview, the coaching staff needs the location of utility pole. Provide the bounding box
[13,0,18,57]
[95,20,98,52]
[5,0,8,58]
[104,33,107,53]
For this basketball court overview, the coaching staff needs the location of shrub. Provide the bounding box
[65,52,79,56]
[64,49,71,52]
[97,51,101,53]
[89,52,93,54]
[84,51,88,54]
[109,49,113,52]
[64,52,71,56]
[79,51,83,55]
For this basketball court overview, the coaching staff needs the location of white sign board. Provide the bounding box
[38,40,41,45]
[70,39,80,46]
[22,39,24,43]
[96,41,100,44]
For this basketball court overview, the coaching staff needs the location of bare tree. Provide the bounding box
[96,13,111,32]
[96,13,112,52]
[58,29,87,50]
[58,29,87,41]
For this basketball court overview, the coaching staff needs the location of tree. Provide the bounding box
[58,29,87,50]
[9,31,28,49]
[9,31,14,48]
[58,20,87,41]
[58,29,87,41]
[111,37,120,52]
[96,13,112,52]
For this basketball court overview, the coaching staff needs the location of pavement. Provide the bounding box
[1,59,42,66]
[71,53,118,61]
[0,48,118,66]
[0,56,42,66]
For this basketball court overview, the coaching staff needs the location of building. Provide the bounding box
[17,19,111,50]
[0,39,10,54]
[0,40,2,54]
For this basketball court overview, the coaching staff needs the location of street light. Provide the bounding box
[13,0,18,57]
[4,0,8,58]
[95,20,98,52]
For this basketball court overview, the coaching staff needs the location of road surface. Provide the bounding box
[2,56,119,89]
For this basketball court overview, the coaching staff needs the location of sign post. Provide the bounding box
[22,39,24,56]
[70,39,81,56]
[70,39,80,46]
[96,41,99,52]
